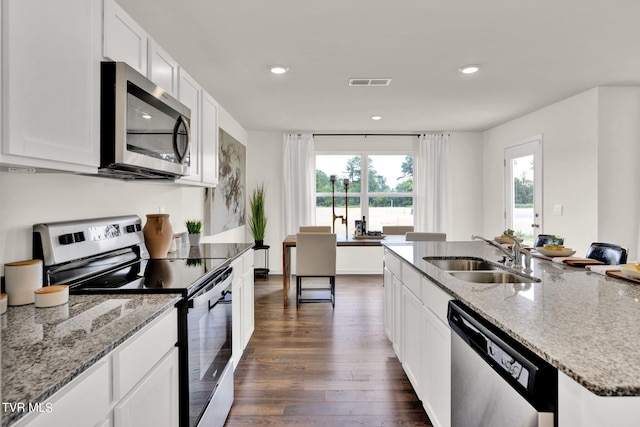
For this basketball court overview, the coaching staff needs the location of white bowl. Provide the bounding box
[535,247,576,257]
[494,236,523,244]
[619,264,640,280]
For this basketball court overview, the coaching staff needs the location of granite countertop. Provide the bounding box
[384,240,640,397]
[1,293,180,425]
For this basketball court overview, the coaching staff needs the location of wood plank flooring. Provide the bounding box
[225,275,432,426]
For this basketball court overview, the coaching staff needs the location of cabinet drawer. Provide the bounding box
[403,266,422,302]
[423,278,453,324]
[113,308,177,400]
[384,250,402,278]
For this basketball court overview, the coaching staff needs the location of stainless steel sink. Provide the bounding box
[449,271,541,284]
[425,257,499,271]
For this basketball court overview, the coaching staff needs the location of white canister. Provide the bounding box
[4,259,43,306]
[34,285,69,308]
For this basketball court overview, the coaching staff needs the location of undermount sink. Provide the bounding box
[425,258,499,271]
[449,271,541,284]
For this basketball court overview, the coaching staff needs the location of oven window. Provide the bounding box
[187,285,232,426]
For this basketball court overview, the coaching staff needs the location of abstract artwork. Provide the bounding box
[208,129,246,234]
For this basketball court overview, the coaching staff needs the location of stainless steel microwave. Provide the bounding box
[100,62,191,179]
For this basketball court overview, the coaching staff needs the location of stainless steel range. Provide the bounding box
[32,215,236,427]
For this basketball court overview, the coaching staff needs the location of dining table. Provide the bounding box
[281,233,405,306]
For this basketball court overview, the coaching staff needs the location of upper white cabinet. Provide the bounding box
[201,91,220,186]
[103,0,148,75]
[1,0,101,173]
[148,40,179,98]
[176,69,202,184]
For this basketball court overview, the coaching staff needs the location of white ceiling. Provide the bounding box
[118,0,640,132]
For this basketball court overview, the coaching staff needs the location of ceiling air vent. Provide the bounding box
[349,78,392,86]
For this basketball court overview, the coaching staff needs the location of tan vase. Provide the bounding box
[143,214,173,258]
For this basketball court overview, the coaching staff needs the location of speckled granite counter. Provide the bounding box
[1,293,180,426]
[384,241,640,397]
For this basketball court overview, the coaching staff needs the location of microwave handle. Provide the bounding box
[172,115,191,164]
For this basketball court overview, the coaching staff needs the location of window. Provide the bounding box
[315,154,414,232]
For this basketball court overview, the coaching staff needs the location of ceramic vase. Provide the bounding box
[143,214,173,258]
[188,233,201,246]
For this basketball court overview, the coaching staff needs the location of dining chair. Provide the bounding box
[405,232,447,242]
[534,234,564,247]
[586,242,628,265]
[296,232,337,307]
[299,226,332,233]
[382,226,414,235]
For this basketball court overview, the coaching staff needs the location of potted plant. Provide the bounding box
[249,184,267,246]
[185,220,202,246]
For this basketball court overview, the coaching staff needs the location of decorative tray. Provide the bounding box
[353,234,386,240]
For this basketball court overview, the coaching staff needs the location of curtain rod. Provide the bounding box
[311,133,450,137]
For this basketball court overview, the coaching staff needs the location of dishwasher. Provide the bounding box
[447,300,557,427]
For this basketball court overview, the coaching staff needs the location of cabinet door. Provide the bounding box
[232,276,244,369]
[201,91,219,186]
[392,275,403,360]
[103,0,148,75]
[114,348,179,427]
[242,270,255,349]
[2,0,100,172]
[424,308,451,427]
[176,69,202,183]
[401,286,424,400]
[383,267,394,341]
[148,40,179,98]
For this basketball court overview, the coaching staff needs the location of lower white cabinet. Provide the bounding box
[401,286,424,399]
[423,307,451,427]
[14,308,178,427]
[383,248,452,427]
[232,250,255,368]
[113,348,179,427]
[558,372,640,427]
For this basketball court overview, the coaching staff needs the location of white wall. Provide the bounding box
[246,132,484,274]
[482,86,640,259]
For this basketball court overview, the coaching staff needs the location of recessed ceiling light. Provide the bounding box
[269,65,289,75]
[371,115,382,121]
[141,113,152,119]
[458,64,480,74]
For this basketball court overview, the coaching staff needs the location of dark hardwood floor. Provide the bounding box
[225,274,432,426]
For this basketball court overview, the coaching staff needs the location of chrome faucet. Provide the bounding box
[471,235,532,272]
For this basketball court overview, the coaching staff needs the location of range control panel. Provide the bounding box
[34,215,144,266]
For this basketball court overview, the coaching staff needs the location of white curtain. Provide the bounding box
[415,133,451,233]
[282,133,316,235]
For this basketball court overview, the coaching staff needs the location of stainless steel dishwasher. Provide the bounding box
[448,301,557,427]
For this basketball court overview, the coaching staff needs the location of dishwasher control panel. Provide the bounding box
[487,340,530,388]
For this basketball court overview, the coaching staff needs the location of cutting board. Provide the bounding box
[606,270,640,284]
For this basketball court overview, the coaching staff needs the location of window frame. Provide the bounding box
[314,151,415,227]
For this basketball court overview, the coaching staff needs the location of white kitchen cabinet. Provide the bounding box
[401,285,424,400]
[383,248,452,427]
[148,40,179,98]
[13,308,178,427]
[176,69,202,184]
[103,0,148,75]
[424,307,451,427]
[558,372,640,427]
[231,251,255,368]
[113,348,179,427]
[200,91,220,186]
[1,0,101,173]
[383,267,394,341]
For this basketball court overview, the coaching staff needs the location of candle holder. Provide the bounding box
[330,175,349,236]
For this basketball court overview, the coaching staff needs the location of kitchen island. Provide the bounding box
[384,240,640,427]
